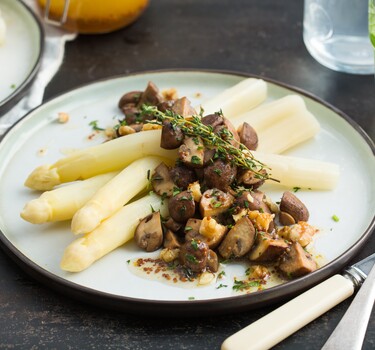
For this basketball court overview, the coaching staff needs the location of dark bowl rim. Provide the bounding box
[0,0,45,115]
[0,68,374,317]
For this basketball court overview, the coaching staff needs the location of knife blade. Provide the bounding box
[221,252,375,350]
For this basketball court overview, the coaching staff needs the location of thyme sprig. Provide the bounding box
[141,105,276,181]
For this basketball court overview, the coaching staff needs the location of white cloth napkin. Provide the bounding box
[0,0,76,135]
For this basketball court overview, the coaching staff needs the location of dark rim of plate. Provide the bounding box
[0,0,44,115]
[0,69,374,317]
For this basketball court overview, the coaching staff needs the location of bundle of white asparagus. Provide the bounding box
[20,78,340,273]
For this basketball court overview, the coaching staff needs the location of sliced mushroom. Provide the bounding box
[206,250,219,273]
[237,168,266,190]
[163,217,183,233]
[137,81,164,107]
[118,90,142,109]
[151,162,175,197]
[248,232,289,262]
[179,239,209,273]
[160,120,184,149]
[201,113,225,129]
[134,212,163,252]
[278,242,317,278]
[218,216,256,259]
[171,97,197,117]
[280,191,309,223]
[157,99,175,112]
[163,229,181,249]
[168,190,195,223]
[178,137,205,168]
[203,158,237,192]
[218,118,240,147]
[279,211,296,226]
[238,122,258,150]
[169,165,197,190]
[200,188,234,218]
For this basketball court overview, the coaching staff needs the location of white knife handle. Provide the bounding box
[221,275,354,350]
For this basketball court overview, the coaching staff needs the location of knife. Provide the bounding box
[221,252,375,350]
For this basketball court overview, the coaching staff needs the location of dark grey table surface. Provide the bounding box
[1,0,374,349]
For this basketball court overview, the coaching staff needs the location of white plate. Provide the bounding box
[0,0,43,114]
[0,70,374,315]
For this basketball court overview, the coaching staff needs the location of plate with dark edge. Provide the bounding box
[0,70,374,316]
[0,0,44,115]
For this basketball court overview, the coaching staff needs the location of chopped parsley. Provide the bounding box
[232,279,261,291]
[292,186,301,193]
[216,284,228,289]
[332,214,340,222]
[89,120,105,131]
[191,155,202,165]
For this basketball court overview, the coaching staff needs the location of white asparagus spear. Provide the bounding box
[61,193,168,272]
[24,129,174,191]
[71,156,162,235]
[253,151,340,190]
[199,78,267,117]
[232,95,321,154]
[20,171,119,224]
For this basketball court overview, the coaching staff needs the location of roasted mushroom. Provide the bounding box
[248,232,288,262]
[160,120,184,149]
[238,122,258,150]
[179,239,209,273]
[171,97,197,117]
[118,90,142,109]
[206,249,219,272]
[137,81,164,106]
[168,190,196,223]
[278,242,317,277]
[163,229,181,249]
[218,216,256,259]
[200,188,234,218]
[170,165,197,189]
[279,191,309,225]
[134,212,163,252]
[203,159,237,192]
[178,137,205,168]
[151,162,175,197]
[237,169,266,189]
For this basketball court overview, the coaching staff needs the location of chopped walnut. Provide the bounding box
[142,123,162,131]
[246,265,270,280]
[58,112,69,123]
[162,88,178,100]
[248,210,275,232]
[188,181,202,202]
[277,221,318,247]
[118,125,136,136]
[160,248,180,263]
[199,216,226,240]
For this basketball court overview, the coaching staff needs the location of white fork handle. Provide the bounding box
[221,275,354,350]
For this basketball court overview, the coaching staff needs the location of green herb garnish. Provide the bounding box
[140,105,275,181]
[89,120,105,131]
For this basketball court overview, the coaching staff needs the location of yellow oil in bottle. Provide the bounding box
[38,0,149,34]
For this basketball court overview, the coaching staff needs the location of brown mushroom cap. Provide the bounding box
[168,190,196,223]
[238,122,258,150]
[203,158,237,192]
[160,120,184,150]
[169,165,197,190]
[280,191,309,223]
[179,239,209,273]
[134,212,163,252]
[118,90,142,109]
